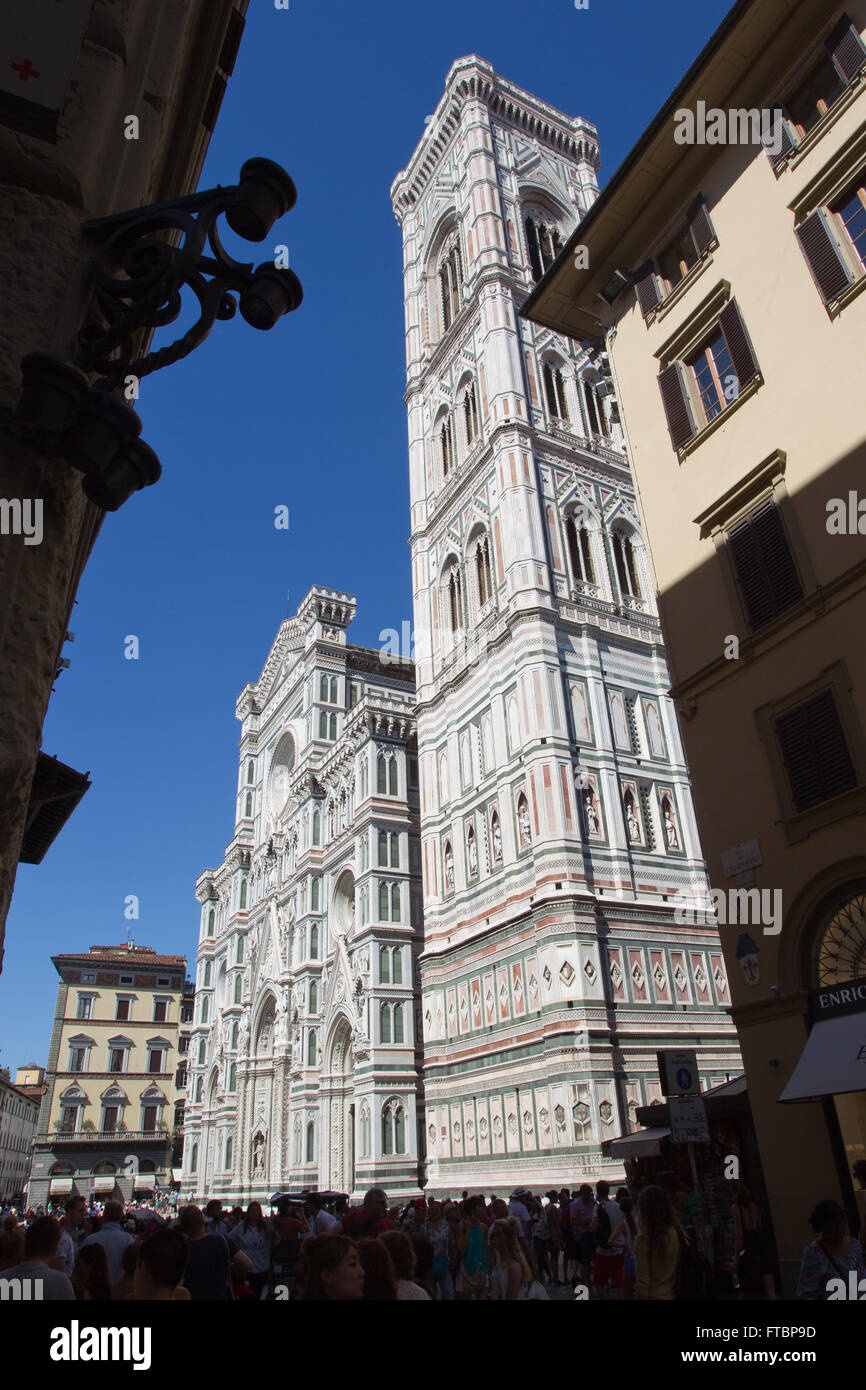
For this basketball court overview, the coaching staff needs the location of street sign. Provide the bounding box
[669,1094,710,1144]
[657,1048,699,1096]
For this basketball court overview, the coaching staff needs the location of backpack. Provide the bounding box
[594,1202,612,1250]
[676,1227,715,1300]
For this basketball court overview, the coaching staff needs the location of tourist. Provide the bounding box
[306,1193,338,1234]
[424,1199,454,1301]
[2,1215,75,1300]
[455,1195,488,1300]
[179,1204,235,1300]
[204,1199,228,1238]
[379,1229,431,1300]
[0,1227,25,1271]
[296,1234,364,1300]
[111,1240,140,1300]
[570,1184,596,1285]
[79,1201,135,1284]
[270,1197,307,1299]
[544,1191,564,1284]
[357,1236,398,1300]
[489,1217,532,1300]
[611,1194,637,1301]
[591,1180,626,1300]
[134,1228,189,1301]
[338,1187,392,1239]
[228,1201,271,1296]
[634,1186,680,1300]
[55,1195,87,1277]
[732,1182,775,1300]
[72,1243,112,1301]
[508,1187,532,1240]
[796,1198,866,1299]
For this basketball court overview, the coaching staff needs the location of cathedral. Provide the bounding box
[181,59,741,1204]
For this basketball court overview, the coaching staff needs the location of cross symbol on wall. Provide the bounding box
[11,59,41,83]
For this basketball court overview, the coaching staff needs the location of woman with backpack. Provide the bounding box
[634,1185,680,1300]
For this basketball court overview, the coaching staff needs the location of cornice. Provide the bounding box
[391,56,600,221]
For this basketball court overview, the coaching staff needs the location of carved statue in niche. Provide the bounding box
[238,1012,250,1055]
[252,1133,265,1174]
[664,809,679,848]
[444,844,455,891]
[467,830,477,876]
[518,799,531,846]
[584,790,599,835]
[491,816,502,861]
[625,796,640,841]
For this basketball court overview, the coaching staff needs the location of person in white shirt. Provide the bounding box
[4,1216,75,1300]
[80,1200,135,1284]
[55,1194,87,1276]
[306,1194,338,1233]
[508,1188,532,1241]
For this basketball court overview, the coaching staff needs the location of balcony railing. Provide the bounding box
[50,1129,170,1143]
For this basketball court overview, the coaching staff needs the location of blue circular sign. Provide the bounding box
[675,1066,693,1090]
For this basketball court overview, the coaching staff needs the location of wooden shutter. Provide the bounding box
[825,13,866,85]
[761,110,796,171]
[774,690,857,812]
[634,261,661,319]
[727,498,802,630]
[795,209,856,304]
[686,196,716,256]
[718,299,760,388]
[657,363,696,450]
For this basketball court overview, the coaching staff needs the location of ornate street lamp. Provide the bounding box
[13,158,303,510]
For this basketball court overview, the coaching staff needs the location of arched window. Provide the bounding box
[612,530,641,599]
[377,754,387,794]
[309,924,318,958]
[463,382,479,444]
[230,1021,238,1050]
[190,1143,198,1173]
[474,533,493,609]
[447,567,463,633]
[382,1106,393,1154]
[319,711,327,739]
[379,881,389,920]
[378,830,388,867]
[360,886,368,924]
[246,759,254,783]
[225,1137,233,1169]
[236,936,244,965]
[309,980,318,1013]
[306,1121,315,1163]
[393,948,403,985]
[439,240,463,333]
[359,756,368,799]
[393,1004,404,1044]
[543,362,569,420]
[381,1003,392,1043]
[244,792,252,818]
[239,880,247,910]
[201,996,209,1024]
[307,1031,317,1066]
[525,215,564,281]
[203,961,212,988]
[566,516,595,585]
[319,673,328,701]
[198,1039,206,1066]
[228,1062,236,1091]
[439,414,455,477]
[391,883,401,922]
[584,380,601,435]
[389,758,398,796]
[312,809,320,845]
[382,1099,406,1155]
[390,833,399,867]
[311,878,320,911]
[207,908,215,937]
[195,1077,203,1103]
[234,974,242,1005]
[380,946,391,984]
[359,1105,371,1157]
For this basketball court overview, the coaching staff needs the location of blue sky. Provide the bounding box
[0,0,734,1074]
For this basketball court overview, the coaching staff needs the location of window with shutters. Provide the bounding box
[658,226,700,291]
[634,197,717,319]
[774,690,857,813]
[785,53,846,136]
[658,300,761,453]
[832,175,866,270]
[726,499,803,630]
[688,329,737,424]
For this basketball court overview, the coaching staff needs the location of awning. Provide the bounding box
[169,1170,181,1185]
[49,1178,74,1195]
[604,1125,671,1158]
[93,1176,117,1193]
[133,1177,154,1191]
[19,752,90,864]
[780,1012,866,1103]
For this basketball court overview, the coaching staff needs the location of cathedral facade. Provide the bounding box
[389,59,741,1192]
[180,588,424,1204]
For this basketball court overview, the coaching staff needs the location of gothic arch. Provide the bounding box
[252,990,278,1056]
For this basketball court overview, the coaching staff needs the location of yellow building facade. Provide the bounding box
[524,0,866,1292]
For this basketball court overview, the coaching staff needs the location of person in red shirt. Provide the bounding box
[336,1188,392,1240]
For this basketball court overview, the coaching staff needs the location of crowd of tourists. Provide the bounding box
[2,1169,864,1301]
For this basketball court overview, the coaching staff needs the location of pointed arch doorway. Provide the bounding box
[322,1017,355,1195]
